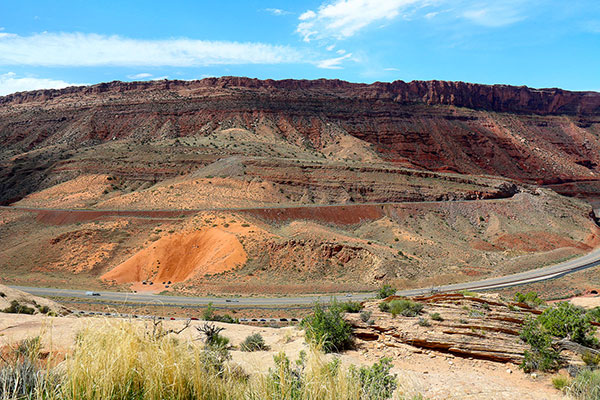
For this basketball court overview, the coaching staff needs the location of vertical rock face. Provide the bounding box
[1,77,600,198]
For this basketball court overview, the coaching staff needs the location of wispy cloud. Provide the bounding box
[0,72,85,96]
[297,0,421,41]
[127,72,153,79]
[462,5,524,27]
[316,53,353,69]
[0,32,304,67]
[265,8,291,16]
[297,0,530,41]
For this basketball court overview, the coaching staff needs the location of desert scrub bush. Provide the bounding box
[430,312,443,321]
[387,300,424,318]
[566,368,600,400]
[377,285,397,299]
[203,302,239,324]
[241,333,268,352]
[587,306,600,323]
[519,318,561,372]
[360,311,373,323]
[551,374,570,391]
[3,300,35,315]
[513,291,545,307]
[339,301,362,313]
[0,336,60,400]
[251,349,398,400]
[417,318,430,327]
[537,302,597,347]
[351,357,398,400]
[302,302,353,353]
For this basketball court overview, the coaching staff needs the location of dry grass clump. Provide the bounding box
[63,321,243,400]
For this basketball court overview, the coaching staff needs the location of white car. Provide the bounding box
[85,291,100,296]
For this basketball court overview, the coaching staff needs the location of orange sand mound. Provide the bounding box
[101,228,246,287]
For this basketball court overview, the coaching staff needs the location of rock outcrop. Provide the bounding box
[345,293,579,364]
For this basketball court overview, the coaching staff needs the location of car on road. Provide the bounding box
[85,291,100,296]
[225,299,239,303]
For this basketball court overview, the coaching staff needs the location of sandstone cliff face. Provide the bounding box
[2,77,600,116]
[1,77,600,202]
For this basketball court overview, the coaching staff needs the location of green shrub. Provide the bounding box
[386,299,424,317]
[430,312,443,321]
[551,374,569,391]
[417,318,430,327]
[377,285,396,299]
[519,318,561,372]
[302,302,353,353]
[3,300,35,315]
[378,302,390,312]
[587,307,600,323]
[538,302,597,347]
[351,357,397,400]
[360,311,372,323]
[241,333,268,352]
[514,291,545,307]
[202,302,239,324]
[581,351,600,366]
[339,301,362,313]
[37,305,50,314]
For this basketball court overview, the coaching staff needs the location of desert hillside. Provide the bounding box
[1,78,599,294]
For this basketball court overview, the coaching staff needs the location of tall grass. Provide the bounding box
[1,320,413,399]
[63,321,244,400]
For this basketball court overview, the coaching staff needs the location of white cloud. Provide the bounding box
[266,8,291,16]
[297,0,420,41]
[0,72,84,96]
[297,0,531,41]
[316,53,353,69]
[127,72,153,79]
[0,32,304,67]
[462,6,523,27]
[299,10,317,20]
[384,67,400,71]
[326,44,336,51]
[336,49,346,55]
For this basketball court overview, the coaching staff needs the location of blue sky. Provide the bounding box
[0,0,599,95]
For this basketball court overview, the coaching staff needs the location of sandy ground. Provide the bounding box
[0,313,565,400]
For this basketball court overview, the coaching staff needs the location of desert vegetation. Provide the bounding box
[0,299,416,400]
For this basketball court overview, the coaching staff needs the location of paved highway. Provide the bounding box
[10,247,600,306]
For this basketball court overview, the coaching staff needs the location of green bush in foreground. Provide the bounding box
[552,374,570,391]
[351,357,398,400]
[302,302,353,353]
[513,291,545,307]
[241,333,268,352]
[3,300,35,315]
[537,302,597,347]
[377,285,397,299]
[339,301,362,313]
[519,318,561,372]
[387,300,424,318]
